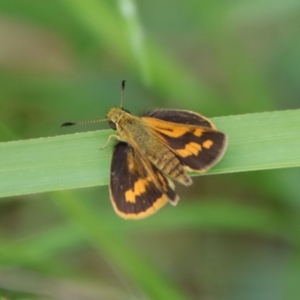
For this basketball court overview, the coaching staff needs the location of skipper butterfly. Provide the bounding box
[62,81,227,219]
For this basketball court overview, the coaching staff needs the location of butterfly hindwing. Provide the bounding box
[110,142,178,219]
[142,110,227,172]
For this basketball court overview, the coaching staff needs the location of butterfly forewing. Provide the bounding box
[142,110,227,172]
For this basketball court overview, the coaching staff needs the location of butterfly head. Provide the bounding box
[106,107,131,131]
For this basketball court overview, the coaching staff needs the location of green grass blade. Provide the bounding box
[0,109,300,198]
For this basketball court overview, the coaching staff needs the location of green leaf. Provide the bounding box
[0,109,300,198]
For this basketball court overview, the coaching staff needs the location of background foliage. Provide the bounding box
[0,0,299,299]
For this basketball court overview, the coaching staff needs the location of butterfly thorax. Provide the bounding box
[107,107,154,145]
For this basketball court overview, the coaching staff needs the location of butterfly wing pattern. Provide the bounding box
[110,142,178,219]
[143,110,227,172]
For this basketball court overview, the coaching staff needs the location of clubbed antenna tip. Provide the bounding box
[61,122,76,127]
[120,80,126,108]
[62,80,126,129]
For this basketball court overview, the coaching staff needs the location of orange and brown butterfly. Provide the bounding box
[62,81,227,220]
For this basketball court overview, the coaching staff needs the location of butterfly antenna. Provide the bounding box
[120,79,126,108]
[61,118,107,128]
[62,80,126,128]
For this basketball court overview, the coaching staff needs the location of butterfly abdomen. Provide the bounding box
[144,145,192,186]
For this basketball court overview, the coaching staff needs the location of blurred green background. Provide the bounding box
[0,0,300,299]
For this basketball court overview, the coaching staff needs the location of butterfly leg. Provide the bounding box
[100,134,119,150]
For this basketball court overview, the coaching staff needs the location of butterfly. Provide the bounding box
[62,81,227,219]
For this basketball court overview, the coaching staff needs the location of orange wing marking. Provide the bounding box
[203,140,213,149]
[124,176,151,203]
[176,142,202,157]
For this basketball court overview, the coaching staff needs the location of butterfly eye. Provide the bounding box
[109,121,117,130]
